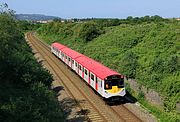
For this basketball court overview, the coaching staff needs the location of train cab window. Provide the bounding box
[91,74,94,81]
[104,78,124,90]
[85,69,87,75]
[118,78,124,88]
[111,78,124,88]
[104,80,112,90]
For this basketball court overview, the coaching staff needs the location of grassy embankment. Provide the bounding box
[0,11,65,122]
[37,19,180,122]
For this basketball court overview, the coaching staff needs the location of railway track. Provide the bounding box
[26,32,142,122]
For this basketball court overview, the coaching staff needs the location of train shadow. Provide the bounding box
[60,98,90,122]
[106,91,138,106]
[53,86,64,92]
[52,86,64,97]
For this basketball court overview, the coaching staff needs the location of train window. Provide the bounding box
[104,78,124,90]
[68,57,71,61]
[65,56,67,59]
[104,80,112,90]
[75,62,77,67]
[72,60,74,64]
[85,69,87,75]
[119,78,124,88]
[79,65,82,70]
[91,74,94,81]
[111,79,124,88]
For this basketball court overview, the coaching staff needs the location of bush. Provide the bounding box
[119,51,139,79]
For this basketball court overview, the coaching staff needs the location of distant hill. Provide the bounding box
[15,14,60,21]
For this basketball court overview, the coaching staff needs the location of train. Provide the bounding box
[51,42,126,101]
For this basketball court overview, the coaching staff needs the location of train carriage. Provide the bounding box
[75,56,126,99]
[51,42,126,100]
[51,42,67,60]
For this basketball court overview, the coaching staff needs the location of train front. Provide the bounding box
[103,75,126,101]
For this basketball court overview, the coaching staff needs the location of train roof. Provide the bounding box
[61,48,83,59]
[76,56,121,79]
[52,42,121,80]
[52,42,67,50]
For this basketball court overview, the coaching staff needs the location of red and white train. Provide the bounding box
[51,42,126,100]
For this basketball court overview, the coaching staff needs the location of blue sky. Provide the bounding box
[2,0,180,19]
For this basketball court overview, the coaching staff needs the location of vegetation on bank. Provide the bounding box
[0,4,64,122]
[37,16,180,121]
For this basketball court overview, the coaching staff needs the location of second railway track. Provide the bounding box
[26,32,142,122]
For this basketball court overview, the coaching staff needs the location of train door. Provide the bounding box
[97,77,102,94]
[54,48,56,54]
[54,48,56,55]
[62,53,64,61]
[56,50,59,57]
[72,60,74,69]
[95,77,98,91]
[60,52,63,60]
[64,55,66,63]
[84,68,88,82]
[78,64,83,77]
[65,55,68,64]
[74,62,78,72]
[90,73,95,89]
[58,51,61,59]
[68,57,71,67]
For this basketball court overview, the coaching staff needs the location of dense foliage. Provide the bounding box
[0,4,64,122]
[16,20,41,32]
[37,17,180,121]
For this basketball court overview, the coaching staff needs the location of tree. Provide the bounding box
[0,3,15,15]
[79,22,102,42]
[0,4,64,121]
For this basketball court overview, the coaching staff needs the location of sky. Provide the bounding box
[1,0,180,19]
